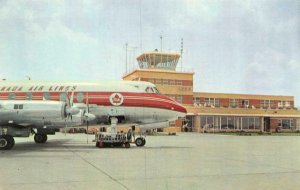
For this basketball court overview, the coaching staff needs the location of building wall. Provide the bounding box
[123,69,194,106]
[193,92,295,109]
[123,68,300,133]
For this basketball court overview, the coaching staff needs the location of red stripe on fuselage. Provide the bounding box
[0,92,187,113]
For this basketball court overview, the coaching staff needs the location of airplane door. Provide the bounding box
[153,111,158,121]
[11,104,21,120]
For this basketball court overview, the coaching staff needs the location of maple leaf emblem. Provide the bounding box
[113,94,121,103]
[109,93,124,106]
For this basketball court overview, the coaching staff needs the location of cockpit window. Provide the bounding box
[145,87,154,93]
[153,87,160,94]
[145,87,160,94]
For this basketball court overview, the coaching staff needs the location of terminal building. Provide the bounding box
[123,51,300,133]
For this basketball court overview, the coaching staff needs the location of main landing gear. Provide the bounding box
[0,135,15,150]
[34,134,48,144]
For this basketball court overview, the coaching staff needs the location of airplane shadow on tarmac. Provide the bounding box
[0,139,192,156]
[0,139,96,155]
[143,146,192,149]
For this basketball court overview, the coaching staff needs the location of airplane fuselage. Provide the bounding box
[0,81,187,127]
[0,80,187,150]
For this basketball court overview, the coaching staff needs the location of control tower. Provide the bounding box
[123,49,194,132]
[123,49,194,105]
[136,50,180,70]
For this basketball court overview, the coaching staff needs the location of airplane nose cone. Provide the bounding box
[178,105,187,118]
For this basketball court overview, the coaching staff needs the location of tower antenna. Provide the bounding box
[125,43,128,73]
[139,0,142,53]
[180,38,183,71]
[160,34,163,52]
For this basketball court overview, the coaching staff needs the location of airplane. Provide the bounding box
[0,94,95,150]
[0,80,187,149]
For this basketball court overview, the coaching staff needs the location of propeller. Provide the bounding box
[84,93,96,144]
[85,93,90,144]
[65,89,79,119]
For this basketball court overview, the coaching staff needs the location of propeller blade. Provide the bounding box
[86,92,89,144]
[86,120,89,144]
[86,93,89,113]
[70,90,74,107]
[65,89,77,120]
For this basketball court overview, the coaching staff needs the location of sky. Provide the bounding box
[0,0,299,105]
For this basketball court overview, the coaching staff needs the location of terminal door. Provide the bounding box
[264,117,271,132]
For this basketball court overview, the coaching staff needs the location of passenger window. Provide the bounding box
[59,93,68,101]
[14,104,18,109]
[43,92,51,100]
[77,92,84,103]
[26,93,32,100]
[8,93,16,100]
[19,104,23,109]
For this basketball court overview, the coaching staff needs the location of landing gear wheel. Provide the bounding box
[0,136,8,150]
[135,137,145,147]
[0,135,15,150]
[41,135,47,143]
[6,135,15,149]
[34,134,47,144]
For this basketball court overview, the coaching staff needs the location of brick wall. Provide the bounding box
[270,118,278,131]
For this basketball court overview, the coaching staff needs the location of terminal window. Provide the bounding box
[278,119,294,129]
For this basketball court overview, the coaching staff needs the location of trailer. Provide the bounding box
[94,118,146,148]
[95,129,132,148]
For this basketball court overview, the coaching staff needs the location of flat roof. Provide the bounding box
[123,69,194,79]
[194,92,294,100]
[136,51,180,62]
[186,106,300,118]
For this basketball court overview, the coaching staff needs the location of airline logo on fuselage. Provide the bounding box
[109,93,124,106]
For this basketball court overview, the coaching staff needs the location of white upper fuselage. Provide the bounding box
[0,80,187,128]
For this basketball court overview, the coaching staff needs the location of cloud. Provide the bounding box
[243,48,300,105]
[0,0,128,81]
[0,0,299,105]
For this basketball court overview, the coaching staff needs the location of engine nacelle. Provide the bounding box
[0,100,81,129]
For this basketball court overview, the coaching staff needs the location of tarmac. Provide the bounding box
[0,132,300,190]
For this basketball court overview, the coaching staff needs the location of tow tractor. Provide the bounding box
[94,117,146,148]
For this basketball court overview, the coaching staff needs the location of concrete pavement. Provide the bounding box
[0,133,300,190]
